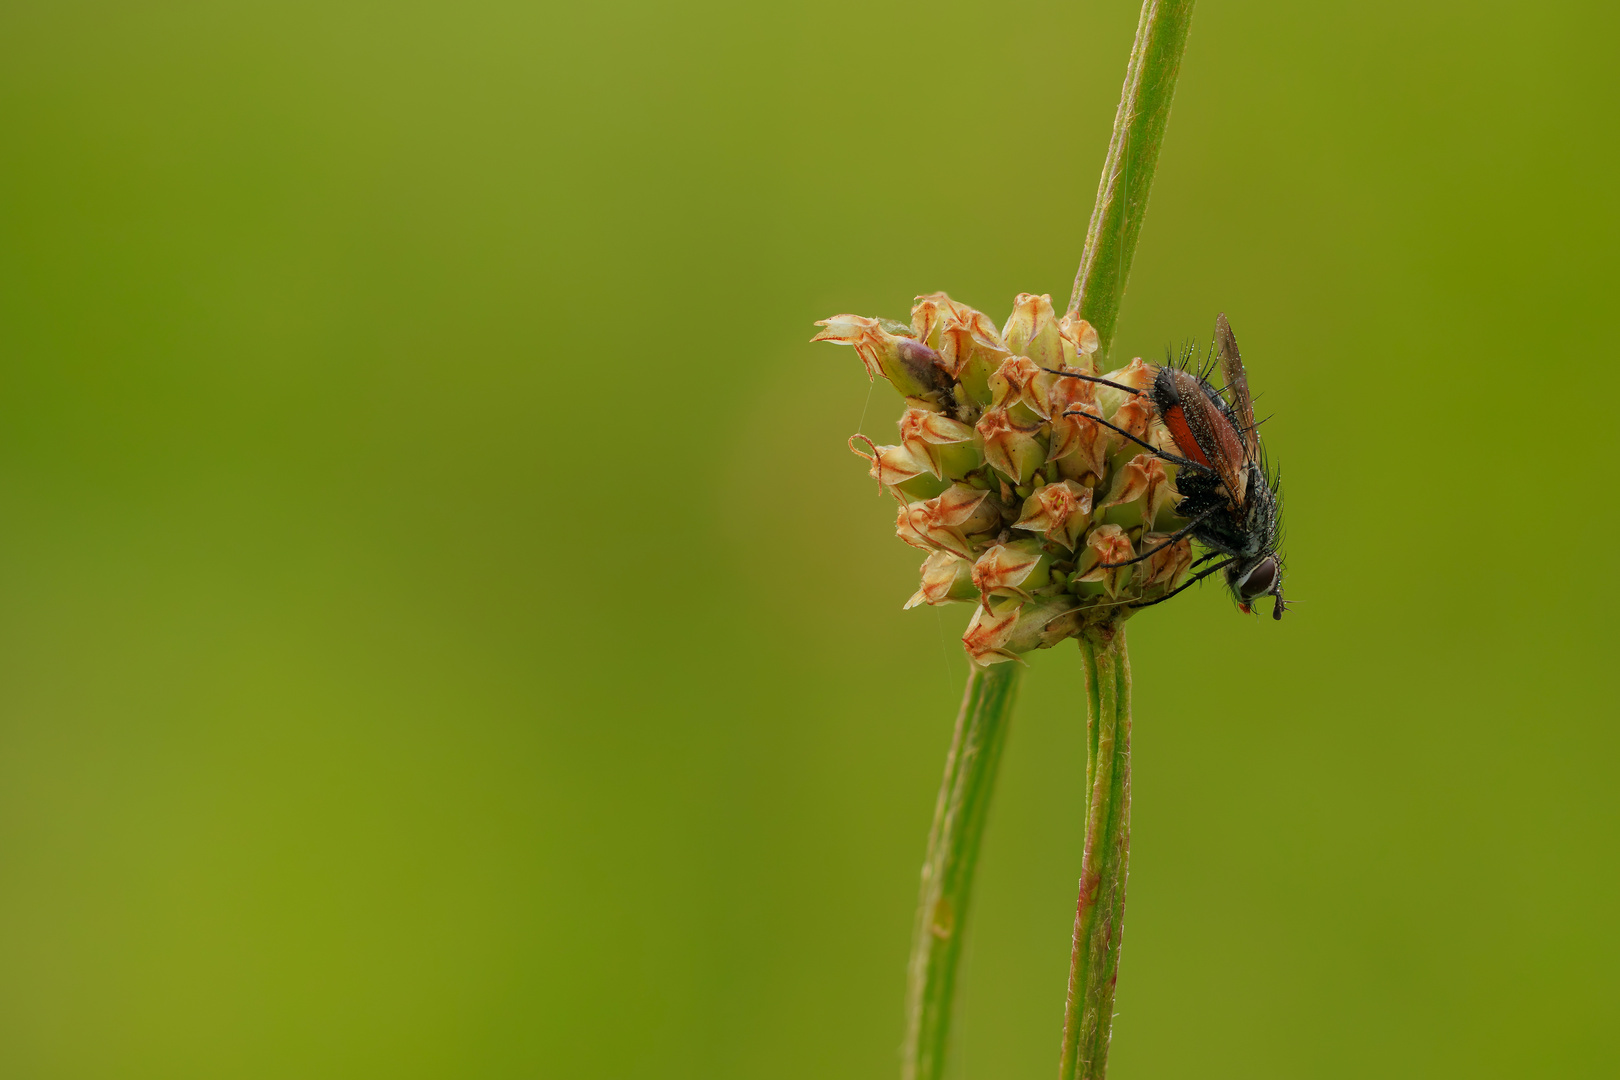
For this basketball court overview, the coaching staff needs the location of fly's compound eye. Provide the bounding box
[1234,555,1279,601]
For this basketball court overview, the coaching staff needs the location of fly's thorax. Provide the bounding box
[1147,368,1187,438]
[1238,465,1279,556]
[1150,366,1190,405]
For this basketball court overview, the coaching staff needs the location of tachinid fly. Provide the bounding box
[1055,314,1287,619]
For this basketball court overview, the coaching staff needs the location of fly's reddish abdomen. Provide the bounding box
[1152,367,1249,504]
[1159,402,1211,467]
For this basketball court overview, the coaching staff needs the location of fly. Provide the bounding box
[1053,313,1287,619]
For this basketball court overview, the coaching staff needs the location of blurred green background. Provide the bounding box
[1,1,1617,1076]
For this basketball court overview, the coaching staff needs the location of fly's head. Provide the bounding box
[1226,552,1285,620]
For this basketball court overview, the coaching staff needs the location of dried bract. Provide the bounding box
[813,315,946,398]
[976,407,1047,486]
[971,540,1051,610]
[1014,480,1093,551]
[898,408,979,480]
[906,550,978,609]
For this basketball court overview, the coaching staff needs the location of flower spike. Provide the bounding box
[816,293,1200,663]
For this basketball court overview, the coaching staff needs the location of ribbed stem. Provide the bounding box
[1054,9,1194,1063]
[898,5,1193,1077]
[1058,625,1133,1080]
[901,660,1022,1080]
[1067,0,1198,366]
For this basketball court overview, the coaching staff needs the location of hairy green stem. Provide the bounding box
[901,661,1021,1080]
[1067,0,1198,365]
[1059,625,1133,1080]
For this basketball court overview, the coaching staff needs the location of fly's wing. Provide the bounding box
[1215,313,1259,462]
[1164,368,1250,505]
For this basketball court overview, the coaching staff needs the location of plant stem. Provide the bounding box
[1056,10,1193,1065]
[1059,623,1133,1080]
[900,6,1194,1077]
[1067,0,1198,365]
[901,660,1021,1080]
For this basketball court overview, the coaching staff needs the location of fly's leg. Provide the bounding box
[1094,508,1218,569]
[1127,556,1236,609]
[1059,408,1207,473]
[1040,369,1148,397]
